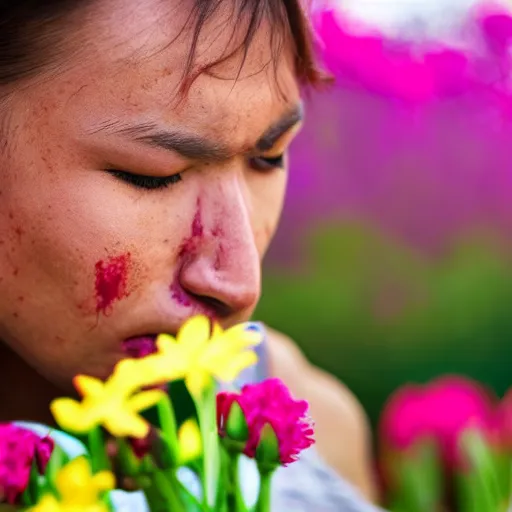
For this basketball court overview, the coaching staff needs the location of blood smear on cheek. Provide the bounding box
[95,253,131,315]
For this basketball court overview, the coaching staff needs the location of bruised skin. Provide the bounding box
[95,253,132,316]
[0,0,296,421]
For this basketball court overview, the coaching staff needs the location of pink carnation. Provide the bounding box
[0,423,54,504]
[495,387,512,449]
[379,376,497,469]
[217,378,315,466]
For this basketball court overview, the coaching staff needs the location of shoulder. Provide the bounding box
[264,326,378,503]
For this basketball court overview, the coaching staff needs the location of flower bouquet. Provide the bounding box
[379,376,512,512]
[0,315,314,512]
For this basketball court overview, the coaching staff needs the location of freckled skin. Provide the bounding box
[0,0,297,417]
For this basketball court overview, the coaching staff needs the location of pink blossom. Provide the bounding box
[0,423,54,504]
[478,8,512,57]
[217,378,315,466]
[379,376,497,469]
[495,388,512,449]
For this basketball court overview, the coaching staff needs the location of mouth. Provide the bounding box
[122,335,158,359]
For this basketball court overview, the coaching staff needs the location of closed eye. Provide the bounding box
[106,169,182,190]
[249,154,285,172]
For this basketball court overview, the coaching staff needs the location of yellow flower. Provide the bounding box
[51,359,165,438]
[28,457,114,512]
[178,418,202,464]
[152,315,263,397]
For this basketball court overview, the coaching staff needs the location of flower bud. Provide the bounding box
[255,423,280,472]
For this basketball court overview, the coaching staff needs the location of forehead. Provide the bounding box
[55,0,300,142]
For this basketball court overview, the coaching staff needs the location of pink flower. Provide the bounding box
[478,8,512,57]
[217,378,315,466]
[495,388,512,449]
[0,423,54,504]
[379,376,497,469]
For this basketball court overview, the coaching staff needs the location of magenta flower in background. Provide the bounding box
[0,423,54,504]
[380,376,497,470]
[217,378,315,466]
[478,7,512,57]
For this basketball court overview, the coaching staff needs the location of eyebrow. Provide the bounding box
[90,105,303,161]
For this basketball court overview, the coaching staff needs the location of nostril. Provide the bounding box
[193,294,232,319]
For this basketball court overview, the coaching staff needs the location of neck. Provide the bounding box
[0,342,60,426]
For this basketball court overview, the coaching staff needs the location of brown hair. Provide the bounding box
[0,0,328,91]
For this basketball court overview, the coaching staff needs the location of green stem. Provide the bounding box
[216,448,229,512]
[464,432,502,511]
[88,427,110,472]
[174,474,209,512]
[226,454,246,512]
[255,469,274,512]
[194,385,220,508]
[143,470,186,512]
[157,394,180,455]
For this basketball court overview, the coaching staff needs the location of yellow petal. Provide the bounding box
[104,409,149,439]
[185,371,213,398]
[212,351,258,383]
[222,324,263,348]
[28,495,62,512]
[50,399,96,433]
[133,351,187,389]
[61,461,113,507]
[88,505,110,512]
[56,457,91,498]
[112,359,146,387]
[127,389,165,412]
[211,322,224,339]
[204,330,261,366]
[92,471,116,492]
[152,340,190,374]
[74,375,105,398]
[176,315,210,351]
[178,419,202,463]
[203,334,258,365]
[155,334,178,354]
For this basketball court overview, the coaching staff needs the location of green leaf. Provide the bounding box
[386,438,444,512]
[457,429,502,512]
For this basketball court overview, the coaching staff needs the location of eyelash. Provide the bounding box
[106,155,285,191]
[249,154,285,172]
[106,169,183,190]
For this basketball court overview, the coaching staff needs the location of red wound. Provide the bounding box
[170,281,192,307]
[191,207,203,237]
[95,253,131,315]
[170,198,204,305]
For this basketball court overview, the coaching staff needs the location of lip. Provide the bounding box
[122,335,159,359]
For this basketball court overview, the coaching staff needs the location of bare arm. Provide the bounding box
[265,327,379,503]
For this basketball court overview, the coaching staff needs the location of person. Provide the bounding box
[0,0,378,508]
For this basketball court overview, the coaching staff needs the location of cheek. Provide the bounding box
[248,171,287,254]
[94,253,132,315]
[0,148,142,317]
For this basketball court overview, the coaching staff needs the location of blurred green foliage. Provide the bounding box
[256,222,512,427]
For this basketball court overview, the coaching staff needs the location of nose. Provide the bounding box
[176,180,261,319]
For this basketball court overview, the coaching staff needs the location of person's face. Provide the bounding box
[0,0,302,390]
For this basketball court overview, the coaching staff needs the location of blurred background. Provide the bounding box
[255,0,512,429]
